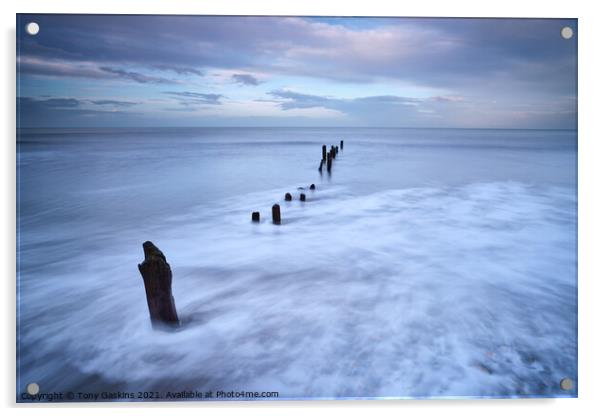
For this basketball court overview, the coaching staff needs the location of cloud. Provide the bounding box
[268,89,423,112]
[99,67,176,84]
[42,98,81,108]
[16,15,577,128]
[153,65,203,76]
[267,90,338,110]
[430,95,464,103]
[18,15,576,91]
[232,73,260,86]
[89,99,139,107]
[163,91,223,105]
[17,97,141,127]
[18,56,110,79]
[18,56,180,84]
[354,95,422,104]
[264,89,456,126]
[18,96,141,110]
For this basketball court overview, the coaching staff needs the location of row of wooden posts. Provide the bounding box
[251,139,344,225]
[319,140,343,174]
[251,184,314,225]
[138,139,345,328]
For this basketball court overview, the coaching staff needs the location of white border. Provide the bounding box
[2,1,600,415]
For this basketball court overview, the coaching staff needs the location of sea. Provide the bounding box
[16,127,577,400]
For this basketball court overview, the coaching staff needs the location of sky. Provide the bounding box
[16,15,577,129]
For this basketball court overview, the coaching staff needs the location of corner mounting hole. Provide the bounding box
[26,22,39,36]
[559,377,573,391]
[26,382,40,395]
[561,26,573,40]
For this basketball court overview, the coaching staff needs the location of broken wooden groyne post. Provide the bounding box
[272,204,281,224]
[251,211,260,222]
[340,140,344,150]
[310,184,315,190]
[138,241,180,329]
[318,159,324,173]
[327,154,332,172]
[322,145,327,161]
[285,192,292,201]
[300,193,306,201]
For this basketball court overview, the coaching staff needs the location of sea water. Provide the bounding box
[16,127,577,399]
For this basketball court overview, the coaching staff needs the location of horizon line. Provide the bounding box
[16,126,578,131]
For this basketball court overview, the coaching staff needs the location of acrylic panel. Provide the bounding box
[16,14,577,402]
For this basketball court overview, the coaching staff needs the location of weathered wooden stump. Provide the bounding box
[318,160,324,173]
[335,145,339,154]
[327,154,332,172]
[285,192,292,201]
[310,184,316,190]
[322,145,327,161]
[340,140,344,150]
[272,204,281,225]
[251,211,260,222]
[300,193,306,201]
[137,241,180,329]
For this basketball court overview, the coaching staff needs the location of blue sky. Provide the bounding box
[17,15,577,128]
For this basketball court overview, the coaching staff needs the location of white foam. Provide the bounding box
[18,181,577,398]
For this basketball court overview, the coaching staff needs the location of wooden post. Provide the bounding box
[322,145,327,161]
[272,204,281,225]
[138,241,180,329]
[310,184,315,190]
[318,160,323,173]
[300,193,306,201]
[327,154,332,172]
[335,145,338,154]
[285,192,292,201]
[340,140,344,150]
[251,212,260,222]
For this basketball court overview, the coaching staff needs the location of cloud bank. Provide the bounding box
[17,15,577,128]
